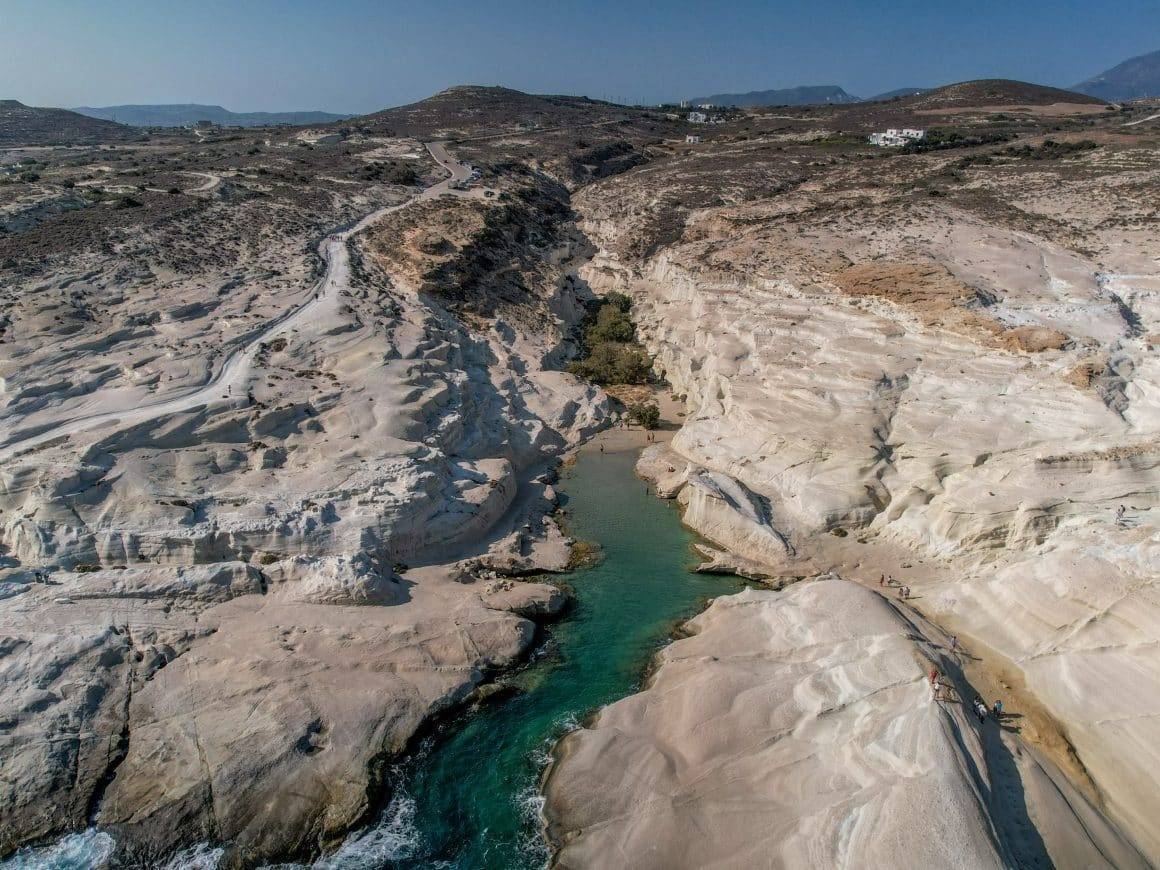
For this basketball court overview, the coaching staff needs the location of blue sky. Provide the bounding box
[1,0,1157,112]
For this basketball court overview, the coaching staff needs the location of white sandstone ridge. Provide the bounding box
[544,578,1147,869]
[679,468,793,565]
[582,232,1160,859]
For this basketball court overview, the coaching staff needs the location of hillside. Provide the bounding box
[897,79,1104,109]
[690,84,859,107]
[0,100,142,145]
[354,84,656,140]
[865,86,932,101]
[1074,48,1160,101]
[73,103,351,128]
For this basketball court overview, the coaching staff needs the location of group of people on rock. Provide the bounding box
[972,696,1003,723]
[929,667,1004,724]
[879,573,911,600]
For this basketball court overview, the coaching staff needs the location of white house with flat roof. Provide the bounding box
[869,128,925,147]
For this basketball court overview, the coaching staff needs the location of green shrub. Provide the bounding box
[568,294,652,385]
[1006,139,1098,161]
[628,403,661,429]
[385,164,418,185]
[568,342,651,385]
[902,128,1013,154]
[587,304,635,344]
[603,291,633,312]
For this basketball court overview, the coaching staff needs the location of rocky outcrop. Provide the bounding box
[677,469,792,566]
[545,578,1146,869]
[612,246,1160,859]
[97,566,545,864]
[262,554,403,605]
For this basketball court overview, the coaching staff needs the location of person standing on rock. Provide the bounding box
[1116,504,1126,526]
[992,699,1003,719]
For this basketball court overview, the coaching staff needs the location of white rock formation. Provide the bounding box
[0,147,605,863]
[545,579,1146,869]
[567,138,1160,861]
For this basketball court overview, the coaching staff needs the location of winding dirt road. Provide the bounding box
[0,142,474,461]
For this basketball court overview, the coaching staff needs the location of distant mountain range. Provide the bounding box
[0,100,142,145]
[689,57,1159,109]
[1073,48,1160,101]
[72,104,351,128]
[689,85,860,107]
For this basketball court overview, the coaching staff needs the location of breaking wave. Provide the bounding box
[0,832,224,870]
[160,843,224,869]
[0,830,115,870]
[312,791,421,869]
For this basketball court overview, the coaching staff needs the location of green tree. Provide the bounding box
[604,291,633,313]
[568,343,651,385]
[628,403,661,429]
[586,304,635,344]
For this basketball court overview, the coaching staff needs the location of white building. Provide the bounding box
[869,127,925,147]
[687,111,708,124]
[685,134,702,143]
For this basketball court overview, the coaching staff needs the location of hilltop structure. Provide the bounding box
[869,127,925,146]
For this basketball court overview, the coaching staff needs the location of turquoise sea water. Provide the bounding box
[1,447,740,870]
[343,447,742,869]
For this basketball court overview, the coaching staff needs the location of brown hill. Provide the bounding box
[0,100,144,146]
[897,79,1105,110]
[353,85,649,139]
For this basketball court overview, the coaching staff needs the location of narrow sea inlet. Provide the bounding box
[0,446,740,870]
[338,447,743,869]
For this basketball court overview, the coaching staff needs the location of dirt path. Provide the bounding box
[0,142,476,461]
[1124,111,1160,127]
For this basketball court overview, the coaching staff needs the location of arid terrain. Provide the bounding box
[0,93,647,865]
[2,81,1160,867]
